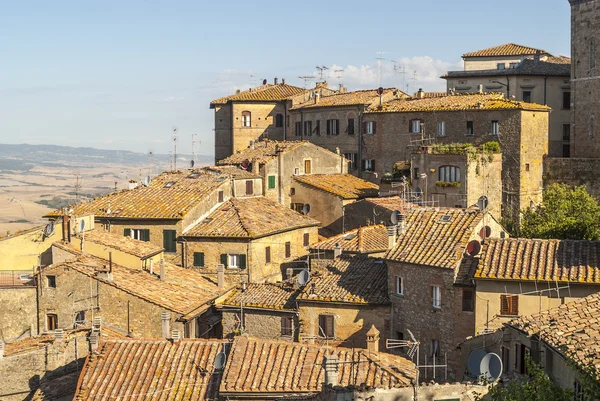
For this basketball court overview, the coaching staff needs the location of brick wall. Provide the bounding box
[545,157,600,198]
[222,308,298,341]
[0,287,37,341]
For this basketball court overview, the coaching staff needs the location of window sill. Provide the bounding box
[432,306,442,311]
[498,314,519,318]
[462,310,474,314]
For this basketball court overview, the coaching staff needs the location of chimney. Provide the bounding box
[286,268,294,280]
[314,92,321,105]
[416,88,425,99]
[398,215,407,235]
[324,353,339,387]
[128,180,138,190]
[387,226,397,249]
[92,316,101,333]
[89,333,99,352]
[274,77,278,85]
[282,78,286,85]
[339,84,346,93]
[366,325,380,353]
[160,258,165,281]
[249,140,255,149]
[333,244,342,258]
[534,50,541,63]
[54,329,65,343]
[236,89,241,94]
[62,215,69,242]
[161,311,171,339]
[217,264,225,288]
[477,84,484,94]
[241,281,247,292]
[251,158,260,175]
[171,329,181,343]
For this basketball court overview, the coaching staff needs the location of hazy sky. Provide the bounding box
[0,0,571,156]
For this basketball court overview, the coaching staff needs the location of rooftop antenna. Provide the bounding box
[168,151,173,172]
[191,133,198,169]
[172,127,178,171]
[375,52,387,86]
[334,69,344,80]
[299,75,316,89]
[74,173,81,204]
[147,151,154,177]
[316,66,329,80]
[411,70,418,95]
[249,74,257,86]
[394,63,407,93]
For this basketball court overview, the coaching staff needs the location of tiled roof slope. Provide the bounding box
[210,83,306,106]
[297,255,390,304]
[443,58,571,79]
[311,225,389,254]
[294,174,379,199]
[45,170,227,219]
[74,339,227,400]
[218,140,305,165]
[202,165,260,179]
[361,196,418,213]
[510,293,600,378]
[221,283,299,310]
[183,197,319,238]
[79,229,164,258]
[291,88,405,109]
[367,93,550,113]
[476,238,600,283]
[220,337,416,394]
[463,43,551,58]
[385,208,483,269]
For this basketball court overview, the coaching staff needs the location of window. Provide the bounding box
[46,313,58,331]
[431,339,440,358]
[466,121,474,136]
[395,276,404,295]
[396,331,404,340]
[344,153,358,170]
[315,120,321,136]
[438,165,461,182]
[574,379,585,401]
[281,316,294,337]
[462,288,474,312]
[125,228,150,242]
[491,120,499,136]
[304,121,312,136]
[295,121,302,136]
[290,187,296,196]
[563,144,571,158]
[265,246,271,263]
[275,113,284,127]
[75,310,86,324]
[522,90,532,103]
[291,203,303,213]
[590,37,597,70]
[437,121,446,137]
[410,119,421,133]
[303,233,310,247]
[163,230,177,253]
[563,124,571,140]
[304,160,312,174]
[285,242,291,258]
[46,275,56,288]
[193,252,205,267]
[500,295,519,316]
[267,175,276,189]
[242,111,251,127]
[245,180,254,195]
[509,62,518,68]
[414,168,420,180]
[432,285,441,309]
[515,343,530,374]
[563,91,571,110]
[222,253,246,269]
[501,346,510,372]
[497,63,506,70]
[525,163,530,172]
[318,315,335,338]
[363,159,375,172]
[365,121,376,135]
[347,118,355,135]
[218,190,224,203]
[327,119,339,135]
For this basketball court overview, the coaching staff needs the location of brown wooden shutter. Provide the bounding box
[363,121,367,135]
[303,233,310,246]
[246,180,253,195]
[409,119,413,133]
[285,242,291,258]
[510,296,519,315]
[372,121,377,134]
[500,295,509,315]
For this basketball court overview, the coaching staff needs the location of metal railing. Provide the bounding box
[0,270,36,287]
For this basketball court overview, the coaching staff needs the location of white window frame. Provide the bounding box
[437,121,446,137]
[344,153,357,170]
[411,120,421,133]
[432,285,441,309]
[229,254,240,269]
[497,63,506,70]
[130,229,144,240]
[242,112,251,127]
[366,121,375,135]
[491,120,499,136]
[395,276,404,296]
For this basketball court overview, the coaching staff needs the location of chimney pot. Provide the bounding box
[171,329,181,342]
[286,268,294,280]
[92,316,101,332]
[366,325,380,353]
[274,77,278,85]
[477,84,484,94]
[89,333,99,352]
[249,140,255,149]
[416,88,425,99]
[161,311,171,339]
[282,78,286,84]
[54,329,65,343]
[241,281,247,292]
[217,264,225,288]
[333,244,342,258]
[324,353,339,387]
[314,92,320,104]
[387,226,398,249]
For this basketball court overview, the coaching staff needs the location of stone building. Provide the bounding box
[0,272,37,342]
[343,196,417,230]
[290,173,379,235]
[297,255,390,349]
[218,140,349,207]
[363,93,550,222]
[384,207,506,379]
[179,196,320,285]
[443,44,571,157]
[310,224,390,259]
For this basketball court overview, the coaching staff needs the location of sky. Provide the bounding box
[0,0,571,157]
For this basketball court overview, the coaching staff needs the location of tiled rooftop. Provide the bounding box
[385,208,484,269]
[221,282,299,311]
[74,339,227,400]
[45,170,227,220]
[294,174,379,199]
[298,255,390,305]
[183,197,319,238]
[360,196,418,213]
[462,43,551,58]
[443,58,571,79]
[210,83,307,106]
[311,225,389,254]
[218,140,305,165]
[220,337,416,394]
[366,93,550,114]
[291,88,406,109]
[201,165,260,179]
[476,238,600,283]
[79,229,164,258]
[510,293,600,378]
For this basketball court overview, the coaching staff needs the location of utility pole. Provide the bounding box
[172,127,178,171]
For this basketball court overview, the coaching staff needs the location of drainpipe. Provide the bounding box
[506,77,510,99]
[544,77,548,105]
[278,149,284,205]
[283,102,287,140]
[358,105,364,176]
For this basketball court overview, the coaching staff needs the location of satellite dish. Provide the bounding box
[262,79,267,85]
[297,269,310,286]
[78,219,86,233]
[480,352,503,382]
[43,222,55,237]
[477,196,489,211]
[241,159,250,170]
[144,176,151,186]
[391,210,402,225]
[467,349,488,377]
[214,352,227,369]
[302,204,311,215]
[377,87,384,95]
[190,160,195,168]
[479,226,492,239]
[466,240,481,257]
[414,187,423,199]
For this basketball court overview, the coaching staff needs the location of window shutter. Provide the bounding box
[409,120,413,133]
[268,175,276,189]
[335,119,340,135]
[220,254,228,267]
[194,252,205,267]
[142,229,150,242]
[363,121,367,134]
[500,295,509,315]
[303,233,310,246]
[124,228,131,237]
[361,159,366,171]
[326,316,334,337]
[372,160,376,171]
[511,296,519,315]
[239,254,247,269]
[285,242,291,258]
[393,277,397,294]
[265,246,271,263]
[372,122,376,135]
[326,120,331,135]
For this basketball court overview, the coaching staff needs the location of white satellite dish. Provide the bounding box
[78,219,86,233]
[480,352,503,382]
[43,221,55,237]
[214,352,227,369]
[467,349,488,377]
[477,196,489,211]
[302,204,311,215]
[414,187,423,199]
[144,176,151,186]
[391,210,402,225]
[297,269,310,286]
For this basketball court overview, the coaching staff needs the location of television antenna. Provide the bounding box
[191,133,200,169]
[299,76,316,89]
[394,63,407,93]
[172,127,178,171]
[315,66,329,80]
[334,69,344,80]
[410,70,418,95]
[74,173,81,204]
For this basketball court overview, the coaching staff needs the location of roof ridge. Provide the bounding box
[229,198,252,237]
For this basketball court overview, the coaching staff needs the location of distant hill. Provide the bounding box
[0,144,213,171]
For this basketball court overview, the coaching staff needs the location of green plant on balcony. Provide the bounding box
[436,181,461,188]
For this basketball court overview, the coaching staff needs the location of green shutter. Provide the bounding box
[220,254,228,267]
[194,252,205,267]
[268,175,276,189]
[163,230,177,253]
[141,229,150,242]
[239,254,247,269]
[124,228,131,237]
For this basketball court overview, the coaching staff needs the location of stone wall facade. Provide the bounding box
[221,308,298,341]
[0,287,37,341]
[545,156,600,198]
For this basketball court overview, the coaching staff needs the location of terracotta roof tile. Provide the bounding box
[385,208,484,269]
[74,339,227,400]
[218,140,306,165]
[359,196,419,213]
[222,282,299,310]
[294,174,379,199]
[210,83,306,106]
[220,337,416,394]
[298,255,390,305]
[79,229,164,258]
[183,197,319,238]
[291,88,407,109]
[462,43,551,58]
[476,238,600,283]
[366,93,550,114]
[443,58,571,79]
[201,165,260,179]
[311,225,389,254]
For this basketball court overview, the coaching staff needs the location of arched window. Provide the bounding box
[242,111,251,127]
[439,165,461,182]
[590,115,596,138]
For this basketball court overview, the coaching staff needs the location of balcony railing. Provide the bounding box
[0,270,36,287]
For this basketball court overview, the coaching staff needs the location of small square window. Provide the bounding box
[290,187,296,196]
[522,90,532,103]
[525,163,530,172]
[47,275,56,288]
[462,288,474,312]
[281,316,294,337]
[193,252,205,267]
[318,314,335,338]
[432,285,441,309]
[303,233,310,247]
